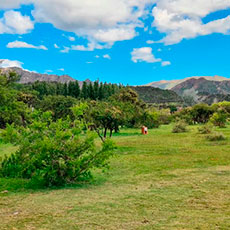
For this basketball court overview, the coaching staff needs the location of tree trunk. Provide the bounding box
[110,129,113,137]
[104,128,107,138]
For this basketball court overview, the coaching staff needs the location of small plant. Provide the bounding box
[172,120,188,133]
[206,132,226,141]
[198,124,213,134]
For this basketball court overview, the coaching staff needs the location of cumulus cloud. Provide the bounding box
[7,41,48,50]
[30,0,154,49]
[152,0,230,45]
[54,44,60,49]
[2,0,230,48]
[0,59,23,68]
[131,47,162,63]
[0,10,34,34]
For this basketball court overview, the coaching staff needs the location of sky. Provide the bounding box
[1,0,230,85]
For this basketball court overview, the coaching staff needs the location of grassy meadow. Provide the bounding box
[1,124,230,229]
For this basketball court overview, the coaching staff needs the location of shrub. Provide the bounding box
[142,111,160,129]
[210,111,228,128]
[206,132,226,141]
[159,109,172,125]
[172,120,188,133]
[198,124,213,134]
[0,111,115,187]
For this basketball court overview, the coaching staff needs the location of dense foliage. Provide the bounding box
[28,80,122,100]
[0,72,29,128]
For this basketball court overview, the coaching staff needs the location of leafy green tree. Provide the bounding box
[190,104,214,124]
[39,95,77,120]
[0,111,115,187]
[0,73,29,128]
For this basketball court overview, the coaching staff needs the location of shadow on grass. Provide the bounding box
[0,172,109,194]
[112,132,142,137]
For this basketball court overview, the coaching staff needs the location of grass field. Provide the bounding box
[1,125,230,230]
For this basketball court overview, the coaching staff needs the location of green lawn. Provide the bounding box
[1,125,230,229]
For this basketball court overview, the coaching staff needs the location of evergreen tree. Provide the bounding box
[63,82,68,96]
[98,82,104,100]
[88,82,94,100]
[74,81,80,98]
[81,81,88,99]
[93,81,99,100]
[68,81,76,97]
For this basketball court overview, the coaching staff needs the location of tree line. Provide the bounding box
[26,80,123,100]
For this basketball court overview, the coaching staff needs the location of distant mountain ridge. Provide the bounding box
[0,67,91,87]
[172,77,230,104]
[145,76,229,90]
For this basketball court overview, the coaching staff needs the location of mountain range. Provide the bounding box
[145,76,230,104]
[1,67,230,105]
[0,67,90,88]
[145,75,229,90]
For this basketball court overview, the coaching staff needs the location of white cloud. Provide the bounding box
[68,36,75,41]
[7,41,48,50]
[58,68,64,71]
[54,43,59,48]
[152,0,230,45]
[86,61,93,64]
[61,42,110,53]
[103,54,111,59]
[146,40,155,44]
[2,0,230,47]
[95,55,100,58]
[45,70,53,73]
[157,48,162,52]
[161,61,171,66]
[0,59,23,68]
[0,10,34,34]
[30,0,154,49]
[131,47,162,63]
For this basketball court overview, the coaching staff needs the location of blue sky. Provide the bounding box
[1,1,230,85]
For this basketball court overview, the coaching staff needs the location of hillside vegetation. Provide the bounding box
[132,86,183,104]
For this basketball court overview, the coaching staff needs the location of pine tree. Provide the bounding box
[93,81,99,100]
[81,81,88,99]
[74,81,80,98]
[88,82,94,100]
[68,81,75,97]
[63,82,68,96]
[98,82,104,100]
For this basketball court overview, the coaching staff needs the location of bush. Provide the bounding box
[206,132,226,141]
[210,111,227,128]
[172,120,188,133]
[0,111,115,187]
[159,109,172,125]
[198,124,213,134]
[142,111,160,129]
